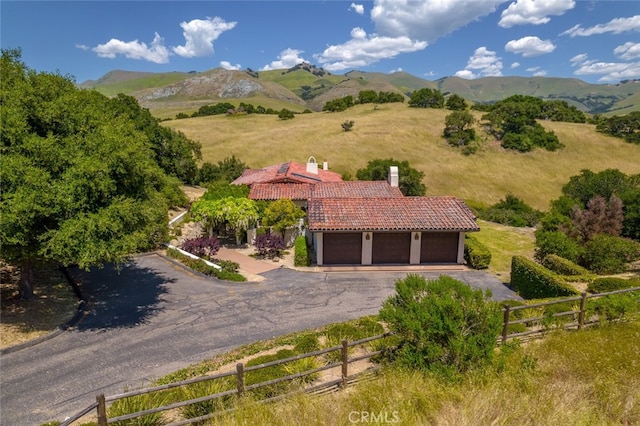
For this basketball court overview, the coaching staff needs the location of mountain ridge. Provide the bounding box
[79,64,640,115]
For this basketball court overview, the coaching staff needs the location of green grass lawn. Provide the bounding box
[474,220,536,282]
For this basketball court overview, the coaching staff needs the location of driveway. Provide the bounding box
[0,253,518,425]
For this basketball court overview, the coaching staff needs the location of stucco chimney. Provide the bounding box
[306,156,318,174]
[323,160,328,171]
[389,166,399,187]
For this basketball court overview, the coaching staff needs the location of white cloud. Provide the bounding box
[455,46,503,79]
[574,61,640,82]
[172,17,237,58]
[505,36,556,57]
[455,69,478,79]
[561,15,640,37]
[526,66,547,76]
[220,61,241,70]
[511,62,521,69]
[614,42,640,60]
[92,32,170,64]
[370,0,505,42]
[350,3,365,15]
[314,28,427,72]
[570,53,589,65]
[261,48,307,71]
[389,67,403,73]
[499,0,575,28]
[75,44,89,51]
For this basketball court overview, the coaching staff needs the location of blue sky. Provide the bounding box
[2,0,639,85]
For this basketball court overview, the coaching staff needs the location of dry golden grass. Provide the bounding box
[209,322,640,426]
[163,103,640,211]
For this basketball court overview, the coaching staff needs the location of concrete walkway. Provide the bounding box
[216,247,283,275]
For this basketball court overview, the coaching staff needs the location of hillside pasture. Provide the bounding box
[163,103,640,211]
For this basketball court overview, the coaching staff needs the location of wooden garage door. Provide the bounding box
[372,233,411,264]
[323,233,362,264]
[420,232,459,263]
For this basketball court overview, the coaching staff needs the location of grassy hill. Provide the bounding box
[163,102,640,211]
[80,65,640,115]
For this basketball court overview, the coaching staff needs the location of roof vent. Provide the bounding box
[307,156,318,174]
[389,166,399,187]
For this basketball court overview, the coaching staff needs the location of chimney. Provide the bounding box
[323,160,328,171]
[388,166,399,187]
[306,156,318,174]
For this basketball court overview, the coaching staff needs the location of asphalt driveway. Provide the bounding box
[0,253,518,425]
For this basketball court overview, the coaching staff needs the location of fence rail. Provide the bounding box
[61,287,640,426]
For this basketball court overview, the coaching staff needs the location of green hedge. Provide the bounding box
[587,277,640,294]
[541,254,596,283]
[294,235,310,267]
[166,248,246,282]
[510,256,579,299]
[464,235,491,269]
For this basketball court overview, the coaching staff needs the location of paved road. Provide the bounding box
[0,254,518,425]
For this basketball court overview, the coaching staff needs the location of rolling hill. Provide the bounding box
[79,64,640,117]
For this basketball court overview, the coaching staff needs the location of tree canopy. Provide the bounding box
[355,158,426,196]
[0,49,190,299]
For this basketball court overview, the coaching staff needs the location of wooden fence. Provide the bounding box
[60,286,640,426]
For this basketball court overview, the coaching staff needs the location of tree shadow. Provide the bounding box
[69,259,176,331]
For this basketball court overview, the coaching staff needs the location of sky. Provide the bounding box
[2,0,639,85]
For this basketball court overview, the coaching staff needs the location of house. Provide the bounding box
[234,159,480,266]
[307,196,479,266]
[232,157,342,186]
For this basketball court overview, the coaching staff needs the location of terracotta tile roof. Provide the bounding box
[249,183,312,200]
[232,162,343,186]
[311,181,404,198]
[307,197,480,232]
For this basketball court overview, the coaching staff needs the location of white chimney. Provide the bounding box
[389,166,399,187]
[306,156,318,174]
[323,160,328,171]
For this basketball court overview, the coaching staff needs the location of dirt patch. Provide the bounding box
[0,262,78,349]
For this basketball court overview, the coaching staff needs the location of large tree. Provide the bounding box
[1,49,187,299]
[356,158,426,196]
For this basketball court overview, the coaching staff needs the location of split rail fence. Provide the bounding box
[61,286,640,426]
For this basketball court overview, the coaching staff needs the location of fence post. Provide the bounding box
[501,305,511,345]
[236,363,245,396]
[578,292,587,330]
[341,339,349,389]
[96,394,107,426]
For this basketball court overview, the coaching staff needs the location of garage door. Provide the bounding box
[420,232,459,263]
[372,233,411,264]
[323,233,362,264]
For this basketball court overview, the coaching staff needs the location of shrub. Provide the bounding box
[166,248,246,282]
[293,334,320,354]
[510,256,579,299]
[582,234,640,274]
[587,291,640,322]
[181,236,220,260]
[541,254,595,281]
[534,230,583,263]
[588,277,640,294]
[464,235,491,269]
[379,275,502,377]
[294,236,310,267]
[253,233,285,259]
[479,194,543,227]
[341,120,355,131]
